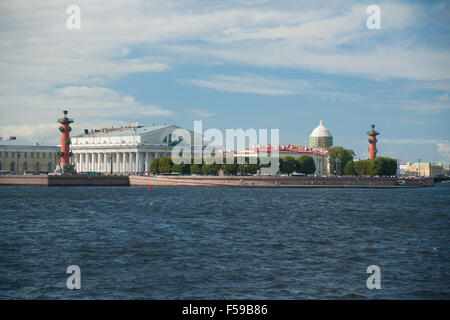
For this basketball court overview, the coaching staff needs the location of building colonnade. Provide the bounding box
[73,151,171,173]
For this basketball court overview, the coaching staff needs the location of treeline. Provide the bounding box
[150,155,317,175]
[344,157,397,176]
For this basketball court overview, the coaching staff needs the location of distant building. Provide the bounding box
[234,144,329,175]
[400,162,444,177]
[0,144,60,174]
[71,123,202,173]
[309,120,333,149]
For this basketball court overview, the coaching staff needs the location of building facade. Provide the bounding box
[234,144,329,175]
[71,124,201,174]
[0,144,60,174]
[400,162,444,177]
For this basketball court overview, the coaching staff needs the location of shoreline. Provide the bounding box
[0,175,434,188]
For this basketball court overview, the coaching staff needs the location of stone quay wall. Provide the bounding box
[0,174,433,188]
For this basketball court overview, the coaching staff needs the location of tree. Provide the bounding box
[296,155,316,174]
[150,158,160,173]
[202,162,220,175]
[354,157,397,176]
[222,157,238,175]
[158,156,173,173]
[344,161,356,175]
[172,162,190,174]
[190,163,202,174]
[354,159,370,175]
[328,146,355,175]
[280,156,297,174]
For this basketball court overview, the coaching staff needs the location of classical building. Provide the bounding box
[309,120,333,149]
[71,123,201,174]
[234,144,329,175]
[399,162,444,177]
[0,144,60,174]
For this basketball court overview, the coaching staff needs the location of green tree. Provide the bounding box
[150,158,160,173]
[158,156,173,173]
[296,155,316,174]
[328,146,355,175]
[202,161,220,175]
[280,156,297,174]
[190,163,202,174]
[189,158,203,174]
[171,161,190,174]
[354,159,370,175]
[344,160,356,175]
[353,157,397,176]
[222,157,238,175]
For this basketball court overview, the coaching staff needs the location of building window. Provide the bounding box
[17,152,20,158]
[24,152,27,158]
[36,152,39,158]
[23,162,28,171]
[10,161,14,172]
[43,152,46,159]
[4,152,7,158]
[30,152,34,158]
[11,152,14,157]
[35,162,40,172]
[0,162,2,170]
[48,162,52,172]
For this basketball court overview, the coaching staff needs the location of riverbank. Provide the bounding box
[0,175,434,188]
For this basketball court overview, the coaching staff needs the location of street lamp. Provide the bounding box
[418,158,422,177]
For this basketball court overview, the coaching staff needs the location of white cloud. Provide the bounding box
[382,138,444,144]
[403,95,450,114]
[187,109,216,118]
[437,141,450,161]
[0,0,449,145]
[179,73,310,95]
[179,73,361,101]
[0,86,173,143]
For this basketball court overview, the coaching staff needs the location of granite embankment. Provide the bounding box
[129,175,433,188]
[0,174,433,188]
[0,175,129,186]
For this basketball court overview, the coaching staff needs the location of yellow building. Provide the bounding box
[0,144,60,174]
[401,162,444,177]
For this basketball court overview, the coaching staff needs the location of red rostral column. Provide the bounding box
[57,110,74,172]
[367,124,380,160]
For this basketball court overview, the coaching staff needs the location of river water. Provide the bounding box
[0,184,448,299]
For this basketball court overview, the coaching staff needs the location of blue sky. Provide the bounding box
[0,0,449,165]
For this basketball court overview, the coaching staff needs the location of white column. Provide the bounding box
[122,152,126,173]
[145,152,149,172]
[115,153,120,173]
[135,152,140,173]
[129,152,133,173]
[91,153,94,172]
[102,153,106,173]
[79,153,83,172]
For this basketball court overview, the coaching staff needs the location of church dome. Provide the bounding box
[310,120,332,137]
[309,120,333,149]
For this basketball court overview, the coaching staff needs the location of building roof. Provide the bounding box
[406,162,443,167]
[73,124,174,137]
[233,144,327,156]
[310,120,332,138]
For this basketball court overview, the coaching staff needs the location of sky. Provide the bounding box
[0,0,449,165]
